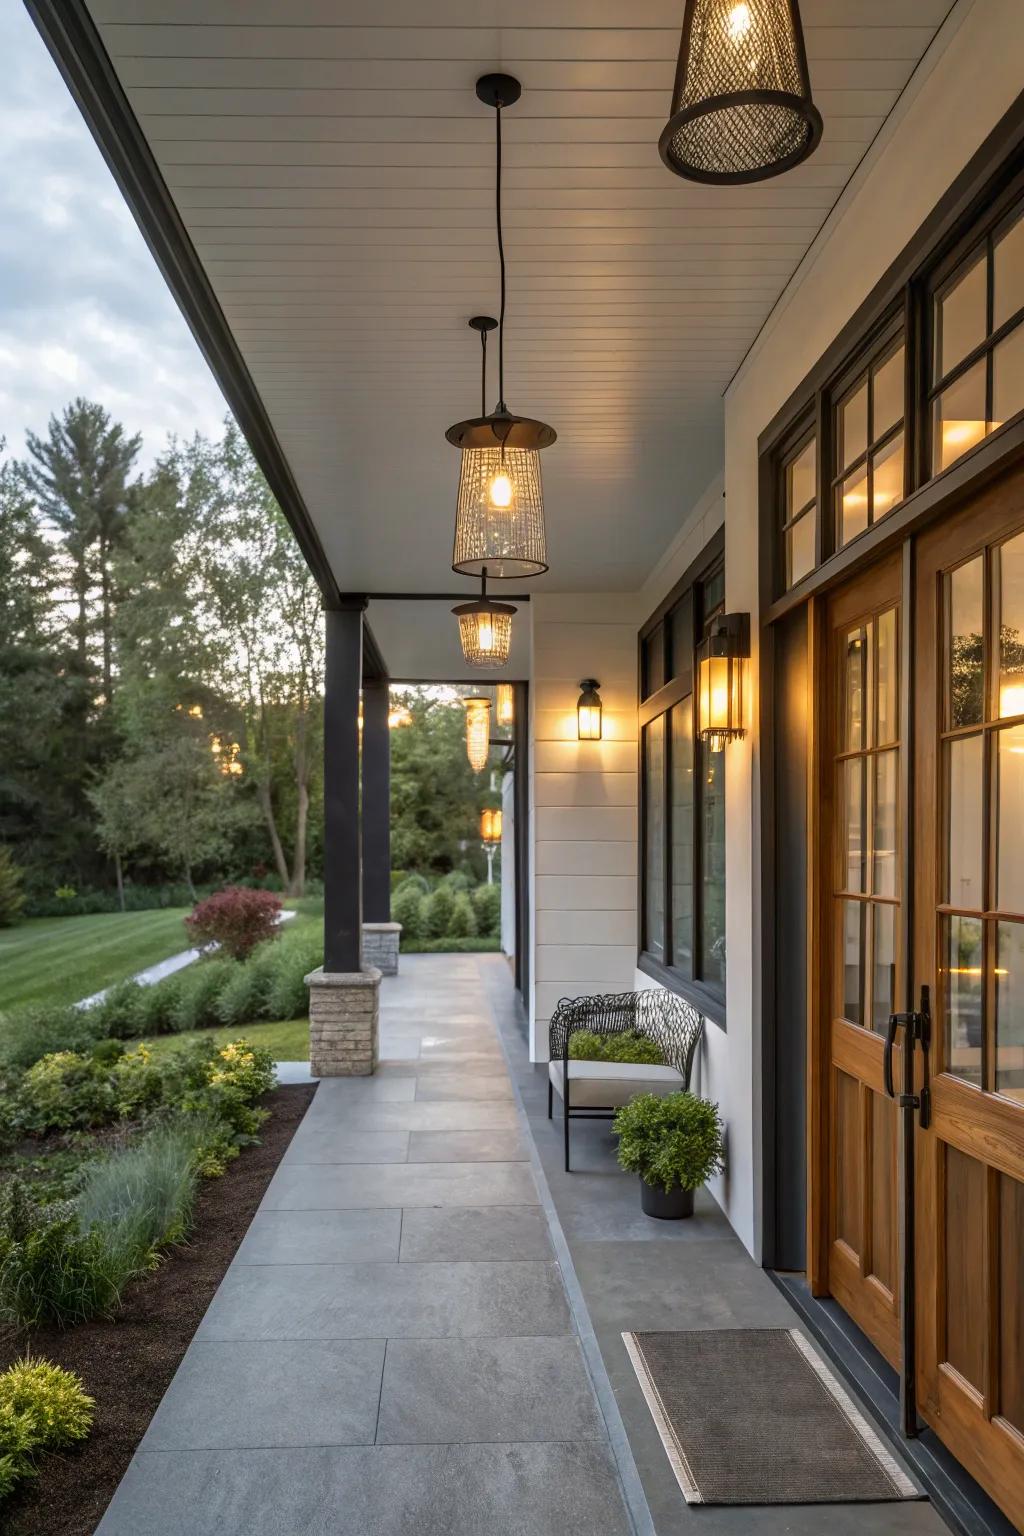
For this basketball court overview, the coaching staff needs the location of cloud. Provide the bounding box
[0,5,228,467]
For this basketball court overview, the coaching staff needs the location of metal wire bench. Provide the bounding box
[548,989,704,1171]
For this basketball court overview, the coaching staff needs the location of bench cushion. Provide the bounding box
[548,1059,684,1109]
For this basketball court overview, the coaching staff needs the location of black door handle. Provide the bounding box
[883,1012,899,1098]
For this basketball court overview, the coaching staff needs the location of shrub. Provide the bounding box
[109,1044,164,1118]
[391,882,423,939]
[448,892,478,939]
[89,979,147,1040]
[614,1092,725,1195]
[0,1182,123,1328]
[399,935,501,954]
[263,933,320,1021]
[77,1124,197,1276]
[14,1052,114,1134]
[471,883,501,935]
[168,959,234,1032]
[0,1356,94,1501]
[439,870,472,894]
[212,958,266,1028]
[185,886,283,960]
[0,1006,105,1083]
[0,847,25,927]
[568,1029,665,1066]
[422,884,456,939]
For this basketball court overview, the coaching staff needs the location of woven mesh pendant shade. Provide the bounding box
[660,0,822,185]
[455,604,514,668]
[465,696,491,771]
[453,443,547,578]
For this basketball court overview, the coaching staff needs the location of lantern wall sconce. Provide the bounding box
[465,695,491,772]
[660,0,822,186]
[576,679,603,741]
[496,683,515,728]
[480,807,502,844]
[697,612,750,751]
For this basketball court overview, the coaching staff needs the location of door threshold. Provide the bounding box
[770,1273,1017,1536]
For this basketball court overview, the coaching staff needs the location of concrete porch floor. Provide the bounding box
[96,955,950,1536]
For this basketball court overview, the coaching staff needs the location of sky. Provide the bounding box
[0,1,228,467]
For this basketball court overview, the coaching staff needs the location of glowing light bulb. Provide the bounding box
[488,471,514,511]
[477,614,495,652]
[727,2,752,42]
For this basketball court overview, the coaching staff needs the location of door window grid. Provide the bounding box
[939,533,1024,1102]
[834,608,901,1036]
[833,338,907,551]
[931,209,1024,476]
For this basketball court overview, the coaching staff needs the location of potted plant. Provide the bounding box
[613,1091,725,1219]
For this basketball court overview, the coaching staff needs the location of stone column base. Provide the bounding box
[305,965,381,1076]
[362,921,402,976]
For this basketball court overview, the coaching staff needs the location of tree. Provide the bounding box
[389,689,494,880]
[87,759,144,912]
[26,398,141,703]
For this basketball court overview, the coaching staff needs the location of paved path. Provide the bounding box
[96,954,635,1536]
[75,911,296,1010]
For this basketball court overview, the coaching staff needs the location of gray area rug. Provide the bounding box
[623,1327,920,1506]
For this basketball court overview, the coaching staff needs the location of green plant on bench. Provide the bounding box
[567,1028,666,1066]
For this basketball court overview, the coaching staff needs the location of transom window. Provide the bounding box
[931,208,1024,474]
[769,178,1024,603]
[834,336,906,548]
[782,431,816,589]
[639,544,726,1017]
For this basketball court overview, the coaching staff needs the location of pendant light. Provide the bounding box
[660,1,822,185]
[496,683,515,727]
[447,74,554,580]
[465,696,491,773]
[452,568,516,669]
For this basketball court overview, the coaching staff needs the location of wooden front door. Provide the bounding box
[914,479,1024,1530]
[821,550,904,1368]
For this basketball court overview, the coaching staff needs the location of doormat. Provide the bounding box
[622,1328,920,1505]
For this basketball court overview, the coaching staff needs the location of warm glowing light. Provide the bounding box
[697,617,748,751]
[388,704,412,729]
[727,2,752,42]
[488,470,514,511]
[210,736,243,775]
[465,696,491,772]
[496,683,515,727]
[576,679,603,741]
[480,807,503,843]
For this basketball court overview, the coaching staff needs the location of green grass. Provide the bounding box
[0,909,193,1012]
[141,1016,310,1062]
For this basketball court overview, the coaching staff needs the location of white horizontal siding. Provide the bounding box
[530,593,640,1058]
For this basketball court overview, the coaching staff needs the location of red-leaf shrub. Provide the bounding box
[184,887,282,961]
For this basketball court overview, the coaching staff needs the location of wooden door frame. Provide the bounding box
[805,549,910,1303]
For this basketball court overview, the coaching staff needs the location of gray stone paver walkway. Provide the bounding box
[96,953,634,1536]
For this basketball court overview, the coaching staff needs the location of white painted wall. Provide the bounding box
[528,592,643,1060]
[500,769,515,960]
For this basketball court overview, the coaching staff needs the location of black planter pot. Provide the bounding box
[640,1178,694,1220]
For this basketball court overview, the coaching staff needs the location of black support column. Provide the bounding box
[323,601,365,973]
[361,678,391,923]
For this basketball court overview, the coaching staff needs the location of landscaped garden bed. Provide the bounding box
[0,1080,315,1536]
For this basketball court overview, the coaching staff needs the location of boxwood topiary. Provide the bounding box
[613,1091,725,1194]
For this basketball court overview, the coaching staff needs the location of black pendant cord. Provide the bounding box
[479,326,487,417]
[495,102,507,413]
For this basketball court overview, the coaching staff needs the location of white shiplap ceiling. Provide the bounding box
[87,0,952,619]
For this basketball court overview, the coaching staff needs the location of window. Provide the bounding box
[833,335,906,548]
[639,538,726,1017]
[767,176,1024,604]
[782,432,816,589]
[931,208,1024,474]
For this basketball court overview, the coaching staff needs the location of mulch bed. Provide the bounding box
[0,1082,316,1536]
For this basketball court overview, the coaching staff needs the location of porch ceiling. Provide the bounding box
[83,0,950,607]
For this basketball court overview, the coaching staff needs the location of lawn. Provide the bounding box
[143,1015,310,1062]
[0,908,193,1012]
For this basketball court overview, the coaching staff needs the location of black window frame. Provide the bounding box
[637,526,727,1027]
[760,134,1024,620]
[830,320,908,550]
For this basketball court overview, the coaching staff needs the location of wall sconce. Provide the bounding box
[697,613,750,751]
[576,679,603,741]
[496,683,515,727]
[480,807,502,844]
